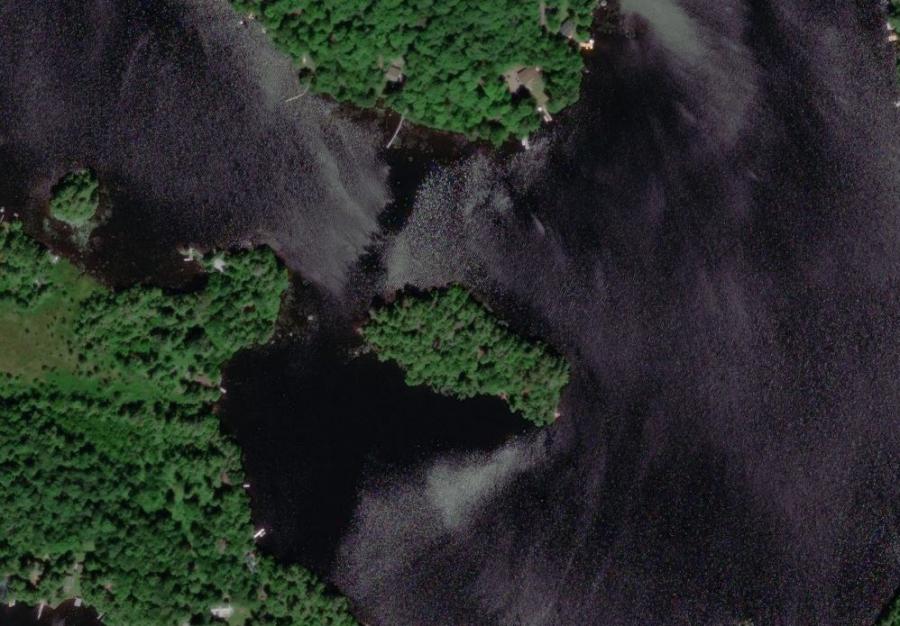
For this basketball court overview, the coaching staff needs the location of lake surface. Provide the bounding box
[0,600,100,626]
[220,335,532,576]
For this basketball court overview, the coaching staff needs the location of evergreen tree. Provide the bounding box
[362,285,569,426]
[48,170,99,226]
[231,0,597,142]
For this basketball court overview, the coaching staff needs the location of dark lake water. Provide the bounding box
[220,335,532,576]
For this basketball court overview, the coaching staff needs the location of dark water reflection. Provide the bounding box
[220,336,531,576]
[0,601,100,626]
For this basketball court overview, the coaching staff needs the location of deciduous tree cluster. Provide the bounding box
[48,170,99,226]
[230,0,596,143]
[882,597,900,626]
[0,221,356,626]
[362,285,569,426]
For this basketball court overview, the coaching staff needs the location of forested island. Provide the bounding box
[0,215,355,624]
[230,0,597,142]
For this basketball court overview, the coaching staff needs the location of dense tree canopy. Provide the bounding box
[48,170,99,226]
[0,221,356,626]
[230,0,596,143]
[361,285,569,426]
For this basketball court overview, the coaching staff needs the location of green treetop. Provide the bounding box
[361,285,569,426]
[49,170,99,226]
[0,221,357,626]
[231,0,597,143]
